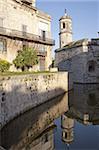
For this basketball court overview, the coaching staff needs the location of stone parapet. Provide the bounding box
[0,72,68,128]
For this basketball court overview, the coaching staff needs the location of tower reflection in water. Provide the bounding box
[61,84,99,149]
[0,84,99,150]
[61,113,74,149]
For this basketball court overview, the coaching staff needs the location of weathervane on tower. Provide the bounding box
[65,9,67,16]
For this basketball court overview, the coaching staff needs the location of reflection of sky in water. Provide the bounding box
[74,122,99,149]
[54,118,66,150]
[54,84,99,150]
[54,118,99,150]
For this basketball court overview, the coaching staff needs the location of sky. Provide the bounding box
[37,0,99,57]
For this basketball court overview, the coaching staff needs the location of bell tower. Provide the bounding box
[59,9,72,48]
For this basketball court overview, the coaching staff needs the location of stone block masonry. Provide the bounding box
[0,72,68,128]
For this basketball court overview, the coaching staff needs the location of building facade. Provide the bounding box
[55,11,99,84]
[0,0,55,71]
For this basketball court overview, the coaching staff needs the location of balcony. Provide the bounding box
[0,27,55,46]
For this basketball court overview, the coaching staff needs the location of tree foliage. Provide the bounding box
[13,48,38,71]
[0,59,10,72]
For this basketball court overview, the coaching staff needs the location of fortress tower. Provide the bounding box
[59,9,72,48]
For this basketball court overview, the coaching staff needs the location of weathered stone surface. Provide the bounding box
[0,72,68,128]
[55,38,99,84]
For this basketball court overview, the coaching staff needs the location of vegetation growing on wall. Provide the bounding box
[0,59,10,72]
[13,48,38,71]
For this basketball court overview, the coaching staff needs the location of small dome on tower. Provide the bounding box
[59,15,72,21]
[59,9,72,21]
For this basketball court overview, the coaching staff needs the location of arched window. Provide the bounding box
[65,132,67,138]
[88,60,96,72]
[63,22,65,29]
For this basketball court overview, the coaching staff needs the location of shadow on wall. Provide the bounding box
[57,51,99,84]
[0,82,65,127]
[57,58,73,90]
[0,92,68,150]
[57,50,87,71]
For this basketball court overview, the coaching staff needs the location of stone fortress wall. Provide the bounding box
[0,72,68,129]
[55,39,99,83]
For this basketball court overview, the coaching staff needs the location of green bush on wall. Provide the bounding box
[0,59,11,72]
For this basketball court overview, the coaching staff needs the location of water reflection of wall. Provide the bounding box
[68,84,99,125]
[61,84,99,147]
[0,93,68,150]
[0,73,68,129]
[24,123,55,150]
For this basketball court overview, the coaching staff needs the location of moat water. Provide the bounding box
[0,84,99,150]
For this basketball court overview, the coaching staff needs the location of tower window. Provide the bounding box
[65,132,67,138]
[63,22,65,29]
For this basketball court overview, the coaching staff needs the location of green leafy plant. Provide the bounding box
[13,48,38,71]
[0,59,11,72]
